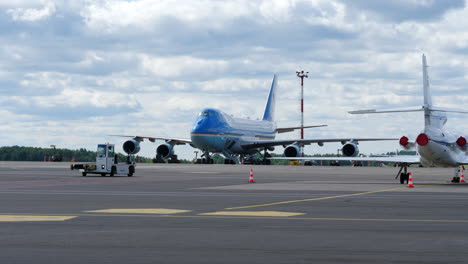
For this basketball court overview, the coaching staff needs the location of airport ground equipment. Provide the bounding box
[70,144,136,177]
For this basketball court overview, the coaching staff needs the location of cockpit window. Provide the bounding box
[199,112,210,116]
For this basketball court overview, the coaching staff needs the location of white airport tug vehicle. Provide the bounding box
[71,144,136,177]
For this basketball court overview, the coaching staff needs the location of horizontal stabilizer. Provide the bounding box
[349,106,424,114]
[350,105,468,115]
[276,125,327,134]
[428,106,468,114]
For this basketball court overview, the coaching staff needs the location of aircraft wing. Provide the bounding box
[270,155,421,164]
[241,138,397,149]
[109,134,191,145]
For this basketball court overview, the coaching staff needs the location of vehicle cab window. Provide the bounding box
[108,145,115,157]
[97,145,106,157]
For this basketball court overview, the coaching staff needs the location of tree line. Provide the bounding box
[0,146,152,163]
[0,146,417,164]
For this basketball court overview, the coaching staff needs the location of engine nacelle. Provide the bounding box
[399,136,415,150]
[284,144,302,157]
[457,136,467,149]
[156,143,174,159]
[416,133,430,146]
[123,139,141,155]
[342,142,359,157]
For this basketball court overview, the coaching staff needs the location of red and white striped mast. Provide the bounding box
[296,70,308,157]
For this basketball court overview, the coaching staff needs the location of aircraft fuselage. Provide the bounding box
[418,126,466,167]
[190,108,276,155]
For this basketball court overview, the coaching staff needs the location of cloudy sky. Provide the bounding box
[1,0,468,159]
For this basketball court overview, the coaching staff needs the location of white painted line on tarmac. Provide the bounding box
[85,208,191,214]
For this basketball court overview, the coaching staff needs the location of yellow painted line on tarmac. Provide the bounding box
[0,215,76,222]
[225,185,433,210]
[177,215,468,223]
[0,212,466,223]
[84,208,191,214]
[199,211,305,217]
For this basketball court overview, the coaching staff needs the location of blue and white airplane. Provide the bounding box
[112,75,395,164]
[275,55,468,183]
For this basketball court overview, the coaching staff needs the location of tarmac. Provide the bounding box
[0,162,467,263]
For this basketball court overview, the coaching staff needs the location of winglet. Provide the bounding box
[262,74,277,122]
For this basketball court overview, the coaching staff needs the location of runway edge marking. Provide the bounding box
[225,185,433,210]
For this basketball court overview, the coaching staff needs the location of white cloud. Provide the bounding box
[81,0,252,33]
[139,54,229,79]
[7,0,56,22]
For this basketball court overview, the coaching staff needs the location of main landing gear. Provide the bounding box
[395,163,410,184]
[451,166,465,183]
[196,152,214,164]
[224,159,236,164]
[261,148,272,165]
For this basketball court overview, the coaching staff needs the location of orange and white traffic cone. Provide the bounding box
[248,168,255,183]
[461,169,465,183]
[407,172,414,188]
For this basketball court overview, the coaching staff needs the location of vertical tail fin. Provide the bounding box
[423,54,432,127]
[350,54,468,127]
[262,74,277,121]
[422,54,433,107]
[422,54,445,128]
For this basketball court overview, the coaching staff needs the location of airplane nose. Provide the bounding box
[416,133,429,146]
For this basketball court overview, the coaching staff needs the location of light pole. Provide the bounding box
[296,70,308,157]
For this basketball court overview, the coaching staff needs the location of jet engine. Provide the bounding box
[342,142,359,157]
[156,143,174,159]
[123,139,141,155]
[284,144,302,157]
[457,136,467,149]
[399,136,415,150]
[416,133,430,146]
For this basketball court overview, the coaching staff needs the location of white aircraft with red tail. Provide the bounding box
[274,54,468,184]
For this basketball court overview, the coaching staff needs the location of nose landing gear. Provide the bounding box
[451,166,465,183]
